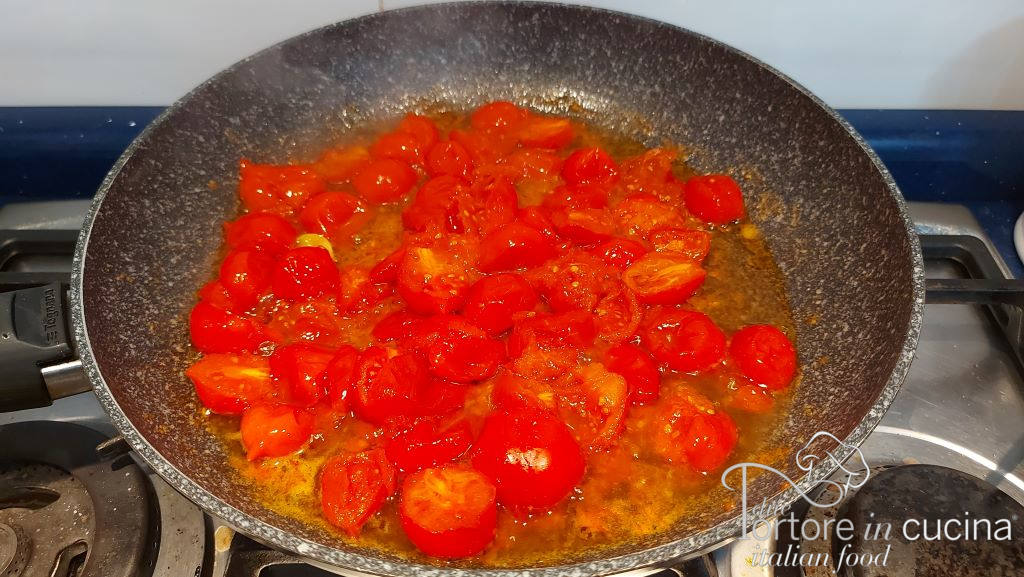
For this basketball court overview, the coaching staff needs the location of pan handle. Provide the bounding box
[0,282,90,412]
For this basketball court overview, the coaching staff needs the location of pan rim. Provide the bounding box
[70,2,926,575]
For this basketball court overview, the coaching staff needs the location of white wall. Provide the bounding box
[1,0,1022,109]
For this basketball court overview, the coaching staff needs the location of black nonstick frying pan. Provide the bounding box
[0,2,924,575]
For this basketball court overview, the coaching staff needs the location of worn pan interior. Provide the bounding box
[72,3,923,575]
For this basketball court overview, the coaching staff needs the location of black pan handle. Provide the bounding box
[0,282,90,412]
[925,278,1024,305]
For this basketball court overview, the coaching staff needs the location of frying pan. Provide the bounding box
[0,2,924,575]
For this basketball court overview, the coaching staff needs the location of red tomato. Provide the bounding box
[403,175,464,233]
[270,343,334,406]
[426,323,505,383]
[508,310,597,357]
[371,131,424,165]
[320,449,396,536]
[652,390,738,473]
[729,382,775,413]
[614,194,687,238]
[450,129,516,166]
[649,227,711,262]
[272,246,340,302]
[465,174,518,235]
[320,344,360,411]
[516,207,559,241]
[622,252,707,305]
[299,191,368,237]
[185,353,273,415]
[189,301,269,353]
[570,363,630,449]
[351,347,427,424]
[399,466,497,558]
[397,114,440,149]
[594,289,642,343]
[425,140,474,180]
[240,404,314,461]
[605,343,660,405]
[462,274,538,335]
[386,418,474,474]
[491,371,558,412]
[729,324,797,390]
[642,309,726,373]
[548,208,616,245]
[471,101,529,133]
[561,147,618,187]
[223,212,296,257]
[543,184,609,210]
[516,116,574,149]
[314,146,370,182]
[529,251,618,313]
[238,160,326,214]
[591,237,648,270]
[371,310,424,343]
[503,148,563,181]
[477,222,556,272]
[683,174,745,224]
[417,378,471,416]
[198,280,236,311]
[352,158,418,203]
[397,243,477,315]
[219,250,273,310]
[471,407,585,511]
[369,246,406,284]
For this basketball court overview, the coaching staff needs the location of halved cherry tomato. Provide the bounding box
[649,227,711,262]
[426,324,505,383]
[400,465,497,558]
[425,140,474,180]
[683,174,745,224]
[478,222,556,272]
[386,418,474,474]
[591,237,648,270]
[320,344,360,411]
[491,371,558,412]
[198,280,236,311]
[270,343,334,406]
[517,206,559,241]
[543,184,609,210]
[471,101,529,133]
[642,309,726,373]
[238,160,326,214]
[462,274,538,335]
[614,194,687,238]
[314,146,370,182]
[299,191,368,238]
[371,131,424,165]
[240,404,314,461]
[567,363,629,450]
[219,250,273,311]
[503,148,563,181]
[223,212,296,257]
[369,246,406,284]
[548,208,615,245]
[417,378,471,417]
[594,288,642,343]
[622,252,707,305]
[397,114,440,149]
[351,347,427,424]
[562,147,618,187]
[321,449,396,536]
[729,324,797,391]
[450,129,516,166]
[529,251,618,313]
[605,343,660,405]
[186,353,273,415]
[272,246,340,302]
[508,310,597,357]
[729,382,775,413]
[352,158,418,203]
[371,310,423,343]
[516,116,574,149]
[397,242,477,315]
[403,175,464,233]
[651,390,738,473]
[471,407,585,511]
[189,301,269,353]
[464,174,518,235]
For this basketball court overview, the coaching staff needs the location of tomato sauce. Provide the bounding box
[189,102,798,567]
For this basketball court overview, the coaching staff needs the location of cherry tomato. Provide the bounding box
[517,206,559,241]
[594,288,642,343]
[471,101,529,133]
[462,274,538,335]
[543,184,609,210]
[729,382,775,413]
[591,237,648,270]
[186,353,273,415]
[548,208,616,245]
[189,301,269,353]
[516,116,574,149]
[272,246,339,302]
[450,129,516,166]
[351,347,427,424]
[270,343,334,406]
[223,212,296,257]
[320,449,396,536]
[198,280,236,311]
[320,344,360,411]
[238,160,326,214]
[371,131,424,165]
[502,148,563,181]
[651,390,738,473]
[417,378,471,416]
[561,147,618,187]
[299,191,368,238]
[508,310,597,357]
[403,175,464,233]
[649,227,711,262]
[219,250,273,311]
[622,252,707,305]
[605,343,660,405]
[729,324,797,390]
[471,407,585,511]
[683,174,745,224]
[352,158,418,203]
[478,222,557,272]
[240,404,314,461]
[614,194,687,238]
[386,418,474,474]
[397,243,477,315]
[397,114,440,149]
[371,310,423,343]
[400,465,497,558]
[314,146,370,182]
[369,246,406,284]
[465,174,518,235]
[529,251,618,313]
[491,371,558,413]
[569,363,629,450]
[642,309,726,373]
[425,322,506,383]
[425,140,474,180]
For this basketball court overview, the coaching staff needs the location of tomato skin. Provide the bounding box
[397,114,440,149]
[642,309,727,373]
[397,244,476,315]
[478,222,557,272]
[299,191,367,237]
[508,310,597,357]
[683,174,745,224]
[516,116,574,149]
[425,140,474,180]
[240,404,314,461]
[321,344,360,411]
[239,160,326,214]
[652,392,738,473]
[385,418,474,474]
[622,252,707,305]
[320,449,397,536]
[561,147,618,187]
[729,325,797,390]
[399,466,497,558]
[272,246,340,302]
[649,227,711,263]
[471,101,529,133]
[371,131,424,165]
[351,347,428,425]
[270,343,334,406]
[352,158,418,203]
[189,301,269,353]
[186,353,273,415]
[462,274,538,335]
[219,250,273,311]
[471,407,585,511]
[591,237,648,270]
[605,343,661,406]
[314,146,371,182]
[223,212,297,257]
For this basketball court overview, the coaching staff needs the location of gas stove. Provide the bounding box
[1,199,1022,577]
